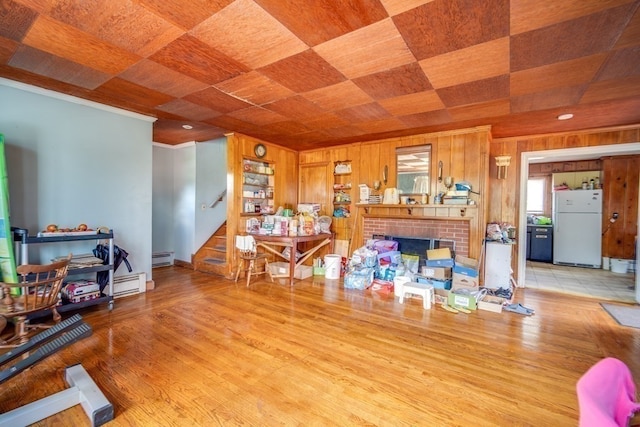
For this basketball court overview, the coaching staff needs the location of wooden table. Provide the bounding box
[252,233,334,286]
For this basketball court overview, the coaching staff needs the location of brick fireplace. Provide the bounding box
[363,218,470,257]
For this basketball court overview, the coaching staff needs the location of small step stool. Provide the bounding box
[398,282,434,310]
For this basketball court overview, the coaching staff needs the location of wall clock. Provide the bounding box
[254,143,266,158]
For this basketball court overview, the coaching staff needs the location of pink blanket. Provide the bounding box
[577,357,640,426]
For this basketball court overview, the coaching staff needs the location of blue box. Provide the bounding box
[425,258,454,268]
[452,255,479,278]
[416,276,452,290]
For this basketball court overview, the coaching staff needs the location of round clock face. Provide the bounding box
[254,143,266,158]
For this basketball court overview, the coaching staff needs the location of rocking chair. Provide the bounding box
[0,255,71,347]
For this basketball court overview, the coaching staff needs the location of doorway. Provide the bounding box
[518,143,640,303]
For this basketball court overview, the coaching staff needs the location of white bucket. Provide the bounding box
[610,259,629,274]
[324,255,342,279]
[393,276,411,297]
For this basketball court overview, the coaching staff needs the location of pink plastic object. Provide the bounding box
[576,357,640,426]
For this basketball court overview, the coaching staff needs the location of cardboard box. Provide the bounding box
[448,292,477,310]
[269,262,313,280]
[425,258,454,267]
[295,265,313,280]
[426,247,451,260]
[477,295,505,313]
[425,248,454,267]
[434,288,450,305]
[453,255,479,278]
[270,261,289,276]
[421,266,451,280]
[416,276,452,290]
[451,272,479,291]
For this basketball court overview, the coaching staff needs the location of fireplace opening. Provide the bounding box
[372,235,456,265]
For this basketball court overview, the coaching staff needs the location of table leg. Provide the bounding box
[288,243,296,287]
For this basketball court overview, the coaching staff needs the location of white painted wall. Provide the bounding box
[195,140,227,250]
[153,139,227,263]
[152,145,175,254]
[172,144,196,263]
[0,79,154,279]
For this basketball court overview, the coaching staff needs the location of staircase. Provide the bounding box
[193,222,230,278]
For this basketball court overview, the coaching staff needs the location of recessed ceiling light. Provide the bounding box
[557,113,574,120]
[182,124,193,130]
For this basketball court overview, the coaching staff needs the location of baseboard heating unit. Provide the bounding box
[152,251,174,268]
[113,272,146,298]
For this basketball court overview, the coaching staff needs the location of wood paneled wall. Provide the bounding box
[225,132,299,277]
[490,126,640,265]
[601,155,640,259]
[225,125,638,280]
[299,126,491,258]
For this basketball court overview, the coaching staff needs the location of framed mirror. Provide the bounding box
[396,145,431,195]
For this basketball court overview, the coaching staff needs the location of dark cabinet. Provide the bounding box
[528,225,553,262]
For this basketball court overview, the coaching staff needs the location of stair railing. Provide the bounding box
[209,189,227,209]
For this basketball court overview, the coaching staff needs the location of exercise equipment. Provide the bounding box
[0,314,113,426]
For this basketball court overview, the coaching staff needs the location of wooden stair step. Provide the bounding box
[203,258,225,265]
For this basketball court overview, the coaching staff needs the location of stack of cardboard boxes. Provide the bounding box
[414,249,486,311]
[449,255,480,310]
[416,248,454,290]
[387,244,515,313]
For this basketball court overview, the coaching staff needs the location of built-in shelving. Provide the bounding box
[242,159,275,215]
[333,160,352,218]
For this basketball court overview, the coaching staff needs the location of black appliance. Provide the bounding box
[528,225,553,262]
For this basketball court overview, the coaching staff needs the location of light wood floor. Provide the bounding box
[1,266,639,426]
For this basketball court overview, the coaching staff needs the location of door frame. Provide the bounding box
[518,142,640,303]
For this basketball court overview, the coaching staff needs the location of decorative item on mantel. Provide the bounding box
[382,187,399,204]
[359,184,370,204]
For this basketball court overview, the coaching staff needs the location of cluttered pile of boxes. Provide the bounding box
[342,239,515,313]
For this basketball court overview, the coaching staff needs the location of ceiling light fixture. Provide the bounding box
[557,113,574,121]
[182,124,193,130]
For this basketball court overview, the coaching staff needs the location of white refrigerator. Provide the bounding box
[553,189,602,268]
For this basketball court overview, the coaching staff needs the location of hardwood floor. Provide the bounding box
[1,266,639,426]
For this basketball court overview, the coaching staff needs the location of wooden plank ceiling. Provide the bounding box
[1,0,639,149]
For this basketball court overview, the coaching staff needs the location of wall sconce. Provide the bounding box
[495,156,511,179]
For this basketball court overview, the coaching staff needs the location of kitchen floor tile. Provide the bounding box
[525,261,636,303]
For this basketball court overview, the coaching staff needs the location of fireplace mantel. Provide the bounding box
[354,203,482,259]
[356,203,476,220]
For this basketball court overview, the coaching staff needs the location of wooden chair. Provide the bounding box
[234,235,272,286]
[0,255,71,347]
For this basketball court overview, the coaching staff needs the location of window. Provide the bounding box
[396,145,431,195]
[526,177,546,213]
